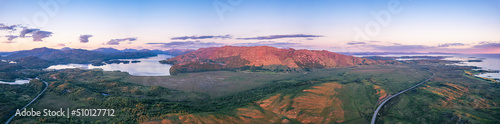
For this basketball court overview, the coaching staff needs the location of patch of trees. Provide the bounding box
[4,47,156,65]
[0,80,44,122]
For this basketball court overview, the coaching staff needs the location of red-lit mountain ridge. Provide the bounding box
[161,46,394,74]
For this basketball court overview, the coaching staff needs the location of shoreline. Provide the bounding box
[0,79,32,85]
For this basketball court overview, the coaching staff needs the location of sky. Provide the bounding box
[1,0,500,53]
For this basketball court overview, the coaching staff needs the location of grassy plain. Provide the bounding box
[126,71,302,98]
[2,62,499,123]
[0,80,44,123]
[378,64,500,123]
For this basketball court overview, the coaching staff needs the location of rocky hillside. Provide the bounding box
[161,46,394,74]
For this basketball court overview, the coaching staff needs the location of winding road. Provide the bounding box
[4,78,48,124]
[370,71,435,124]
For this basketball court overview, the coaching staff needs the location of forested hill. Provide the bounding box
[2,47,194,64]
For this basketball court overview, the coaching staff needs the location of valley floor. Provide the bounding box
[1,62,499,123]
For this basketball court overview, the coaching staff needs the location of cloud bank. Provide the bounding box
[32,31,53,41]
[237,34,322,40]
[371,45,435,51]
[347,41,366,45]
[105,37,137,45]
[2,35,19,43]
[79,35,93,43]
[438,43,466,47]
[232,41,301,48]
[0,23,17,31]
[6,35,18,41]
[171,35,231,40]
[473,42,500,49]
[148,40,307,49]
[19,29,53,41]
[148,41,224,49]
[20,29,38,37]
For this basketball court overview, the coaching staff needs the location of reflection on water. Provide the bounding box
[43,53,500,80]
[0,79,31,85]
[47,64,90,69]
[356,54,500,81]
[47,54,173,76]
[452,54,500,80]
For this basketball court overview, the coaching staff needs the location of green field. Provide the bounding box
[126,71,303,98]
[0,80,44,123]
[378,65,500,123]
[1,62,499,123]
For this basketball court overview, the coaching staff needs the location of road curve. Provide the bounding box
[4,78,48,124]
[370,71,435,124]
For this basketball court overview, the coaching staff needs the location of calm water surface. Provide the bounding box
[0,79,31,85]
[356,54,500,81]
[42,53,500,80]
[47,54,173,76]
[451,54,500,80]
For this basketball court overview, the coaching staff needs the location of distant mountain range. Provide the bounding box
[162,46,395,75]
[1,47,194,65]
[86,47,194,56]
[0,52,14,57]
[337,52,456,55]
[92,48,123,53]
